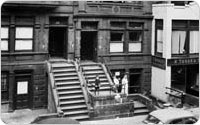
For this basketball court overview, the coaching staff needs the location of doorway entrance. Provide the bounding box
[129,69,142,94]
[14,73,32,109]
[81,31,97,61]
[49,27,67,58]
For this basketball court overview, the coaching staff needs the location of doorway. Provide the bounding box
[49,27,67,58]
[14,73,32,109]
[81,31,97,61]
[129,69,142,94]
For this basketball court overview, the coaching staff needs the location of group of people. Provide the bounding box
[113,74,128,95]
[94,73,129,95]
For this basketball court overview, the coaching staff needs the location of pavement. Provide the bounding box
[80,115,147,125]
[1,108,48,124]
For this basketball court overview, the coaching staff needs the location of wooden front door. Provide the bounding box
[14,75,32,109]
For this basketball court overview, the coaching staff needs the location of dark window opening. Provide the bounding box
[111,32,124,41]
[129,22,143,29]
[81,21,98,30]
[110,22,126,29]
[49,17,68,25]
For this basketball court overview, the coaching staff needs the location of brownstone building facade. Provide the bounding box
[1,1,153,111]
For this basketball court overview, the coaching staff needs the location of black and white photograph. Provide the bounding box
[1,0,199,124]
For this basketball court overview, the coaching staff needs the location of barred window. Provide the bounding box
[1,72,9,102]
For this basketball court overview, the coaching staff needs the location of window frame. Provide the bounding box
[172,20,199,57]
[1,26,9,52]
[14,26,34,52]
[155,19,163,57]
[109,31,125,53]
[109,21,144,54]
[128,30,143,53]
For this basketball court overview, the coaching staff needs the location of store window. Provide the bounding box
[15,27,33,51]
[172,20,199,55]
[1,27,9,51]
[1,72,9,102]
[155,20,163,56]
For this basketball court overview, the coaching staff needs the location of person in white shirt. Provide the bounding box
[122,74,128,95]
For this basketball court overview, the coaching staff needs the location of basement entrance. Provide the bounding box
[81,31,97,61]
[49,27,67,58]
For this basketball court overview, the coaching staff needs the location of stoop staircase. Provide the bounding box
[50,60,89,121]
[80,62,113,95]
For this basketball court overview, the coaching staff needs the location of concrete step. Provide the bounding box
[87,82,110,87]
[68,115,89,121]
[57,85,81,91]
[58,90,83,95]
[56,81,80,86]
[52,63,74,68]
[84,70,105,75]
[60,99,85,105]
[59,95,84,100]
[87,78,108,83]
[86,74,107,79]
[53,68,76,73]
[83,66,102,71]
[55,76,79,81]
[61,105,87,111]
[54,72,77,77]
[64,109,88,116]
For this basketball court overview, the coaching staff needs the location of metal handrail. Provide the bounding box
[165,87,185,107]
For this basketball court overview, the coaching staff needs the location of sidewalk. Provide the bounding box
[1,108,48,124]
[80,115,147,125]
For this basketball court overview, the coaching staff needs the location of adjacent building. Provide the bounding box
[151,1,199,105]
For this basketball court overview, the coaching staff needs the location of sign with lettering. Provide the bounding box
[167,58,199,66]
[152,56,166,69]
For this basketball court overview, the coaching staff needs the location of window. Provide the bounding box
[1,72,9,102]
[15,27,33,51]
[128,22,143,52]
[172,20,199,55]
[155,20,163,56]
[128,31,142,52]
[1,27,9,51]
[110,32,124,53]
